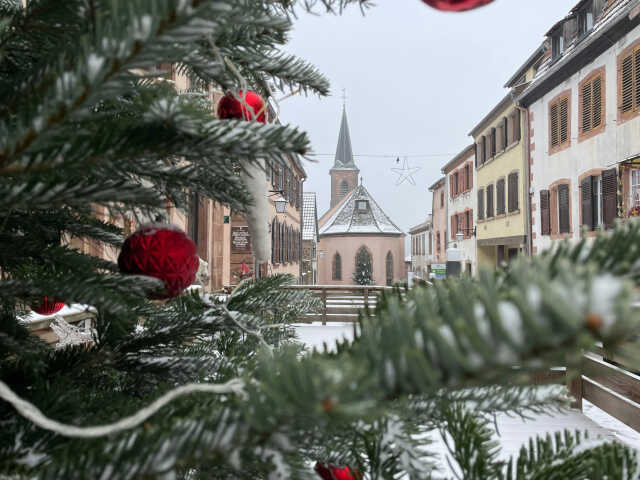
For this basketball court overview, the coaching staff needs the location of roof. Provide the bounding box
[319,184,403,236]
[441,144,475,174]
[428,177,446,192]
[518,0,638,106]
[331,106,358,171]
[409,219,432,234]
[469,93,514,138]
[504,43,546,88]
[302,192,318,241]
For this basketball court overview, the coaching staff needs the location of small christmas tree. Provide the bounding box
[353,247,374,285]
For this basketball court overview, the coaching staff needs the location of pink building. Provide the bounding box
[317,108,405,286]
[429,177,447,265]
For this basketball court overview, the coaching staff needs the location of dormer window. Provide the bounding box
[357,200,369,213]
[552,33,564,60]
[578,1,594,38]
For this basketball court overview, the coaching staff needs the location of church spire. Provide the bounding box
[333,106,357,170]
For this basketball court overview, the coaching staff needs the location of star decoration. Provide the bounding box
[391,157,421,186]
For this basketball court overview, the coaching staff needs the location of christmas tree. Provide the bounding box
[0,0,639,479]
[353,247,373,285]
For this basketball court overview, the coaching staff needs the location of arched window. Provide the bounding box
[354,247,373,285]
[271,219,276,264]
[386,251,393,286]
[340,180,349,197]
[332,253,342,281]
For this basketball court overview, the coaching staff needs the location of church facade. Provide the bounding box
[317,108,405,286]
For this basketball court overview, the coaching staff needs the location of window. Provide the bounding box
[481,136,487,164]
[478,188,484,220]
[540,190,551,235]
[332,253,342,280]
[496,179,506,215]
[552,32,564,60]
[557,184,571,234]
[580,72,603,136]
[631,169,640,207]
[440,191,444,207]
[428,231,433,254]
[486,184,494,218]
[502,117,509,149]
[436,232,441,254]
[581,175,602,231]
[357,200,368,212]
[340,180,349,197]
[454,172,459,196]
[508,171,519,212]
[619,44,640,119]
[550,94,570,150]
[490,127,497,157]
[271,219,276,263]
[465,210,472,238]
[578,4,594,38]
[602,168,618,228]
[511,109,521,143]
[386,252,393,286]
[464,164,470,190]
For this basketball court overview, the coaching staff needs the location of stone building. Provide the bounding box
[409,217,432,280]
[302,192,319,285]
[317,108,405,286]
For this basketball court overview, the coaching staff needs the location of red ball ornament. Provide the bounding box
[118,224,198,299]
[31,297,65,315]
[216,90,266,123]
[314,462,361,480]
[422,0,494,11]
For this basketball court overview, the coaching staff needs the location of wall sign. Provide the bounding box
[231,226,251,252]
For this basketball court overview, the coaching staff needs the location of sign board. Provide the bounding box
[231,226,251,252]
[431,263,446,280]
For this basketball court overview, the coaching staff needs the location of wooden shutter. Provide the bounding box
[581,176,594,230]
[491,128,496,157]
[450,176,454,198]
[602,168,618,228]
[497,179,505,215]
[558,184,570,234]
[508,172,518,212]
[621,53,634,113]
[478,188,484,220]
[481,137,487,164]
[503,117,509,148]
[582,81,592,133]
[560,97,569,144]
[550,103,560,147]
[540,190,551,235]
[514,109,521,142]
[271,219,276,263]
[487,185,494,218]
[475,144,479,168]
[635,48,640,109]
[592,76,602,128]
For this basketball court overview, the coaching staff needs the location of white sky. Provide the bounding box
[280,0,577,234]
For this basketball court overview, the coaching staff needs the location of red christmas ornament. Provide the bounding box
[31,297,65,315]
[118,224,198,299]
[216,90,266,123]
[314,462,361,480]
[422,0,494,11]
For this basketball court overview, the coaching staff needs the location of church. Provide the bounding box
[317,107,405,286]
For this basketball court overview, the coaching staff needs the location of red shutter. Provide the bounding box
[469,163,473,190]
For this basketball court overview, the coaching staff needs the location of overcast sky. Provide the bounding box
[280,0,577,236]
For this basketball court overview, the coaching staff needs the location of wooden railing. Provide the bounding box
[285,285,394,324]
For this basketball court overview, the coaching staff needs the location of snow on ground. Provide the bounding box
[294,322,640,474]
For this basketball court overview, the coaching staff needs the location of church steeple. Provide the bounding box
[333,106,357,170]
[330,106,360,208]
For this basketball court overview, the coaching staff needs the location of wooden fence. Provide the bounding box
[284,285,394,324]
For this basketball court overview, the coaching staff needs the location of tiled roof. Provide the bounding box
[319,185,403,236]
[302,192,318,241]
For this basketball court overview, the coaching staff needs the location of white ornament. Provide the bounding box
[241,158,270,263]
[50,315,94,349]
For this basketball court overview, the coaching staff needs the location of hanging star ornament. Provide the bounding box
[391,157,421,186]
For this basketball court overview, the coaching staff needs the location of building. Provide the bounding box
[302,192,319,284]
[409,217,432,279]
[471,92,527,268]
[317,108,405,286]
[517,0,640,254]
[429,177,447,267]
[442,145,477,275]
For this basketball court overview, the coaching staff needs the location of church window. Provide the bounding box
[385,251,393,286]
[353,247,373,285]
[340,180,349,197]
[357,200,368,212]
[332,253,342,280]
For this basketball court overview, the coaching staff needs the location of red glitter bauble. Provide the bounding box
[422,0,494,11]
[32,297,65,315]
[118,224,198,299]
[314,462,361,480]
[216,90,266,123]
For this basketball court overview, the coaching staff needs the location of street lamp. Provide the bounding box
[456,231,464,243]
[269,190,287,214]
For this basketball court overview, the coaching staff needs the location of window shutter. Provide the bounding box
[481,137,487,164]
[560,98,569,144]
[592,76,602,128]
[496,179,505,215]
[503,117,509,148]
[621,53,634,113]
[491,128,496,157]
[634,47,640,109]
[550,104,559,147]
[475,144,479,168]
[602,167,618,228]
[487,185,494,218]
[478,189,484,220]
[582,81,592,133]
[468,164,473,189]
[540,190,551,235]
[514,109,521,142]
[508,172,519,212]
[458,170,463,194]
[558,184,570,234]
[581,176,594,230]
[451,216,455,239]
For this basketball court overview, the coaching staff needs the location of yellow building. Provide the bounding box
[470,94,527,268]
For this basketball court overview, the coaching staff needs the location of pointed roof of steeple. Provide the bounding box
[332,106,358,170]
